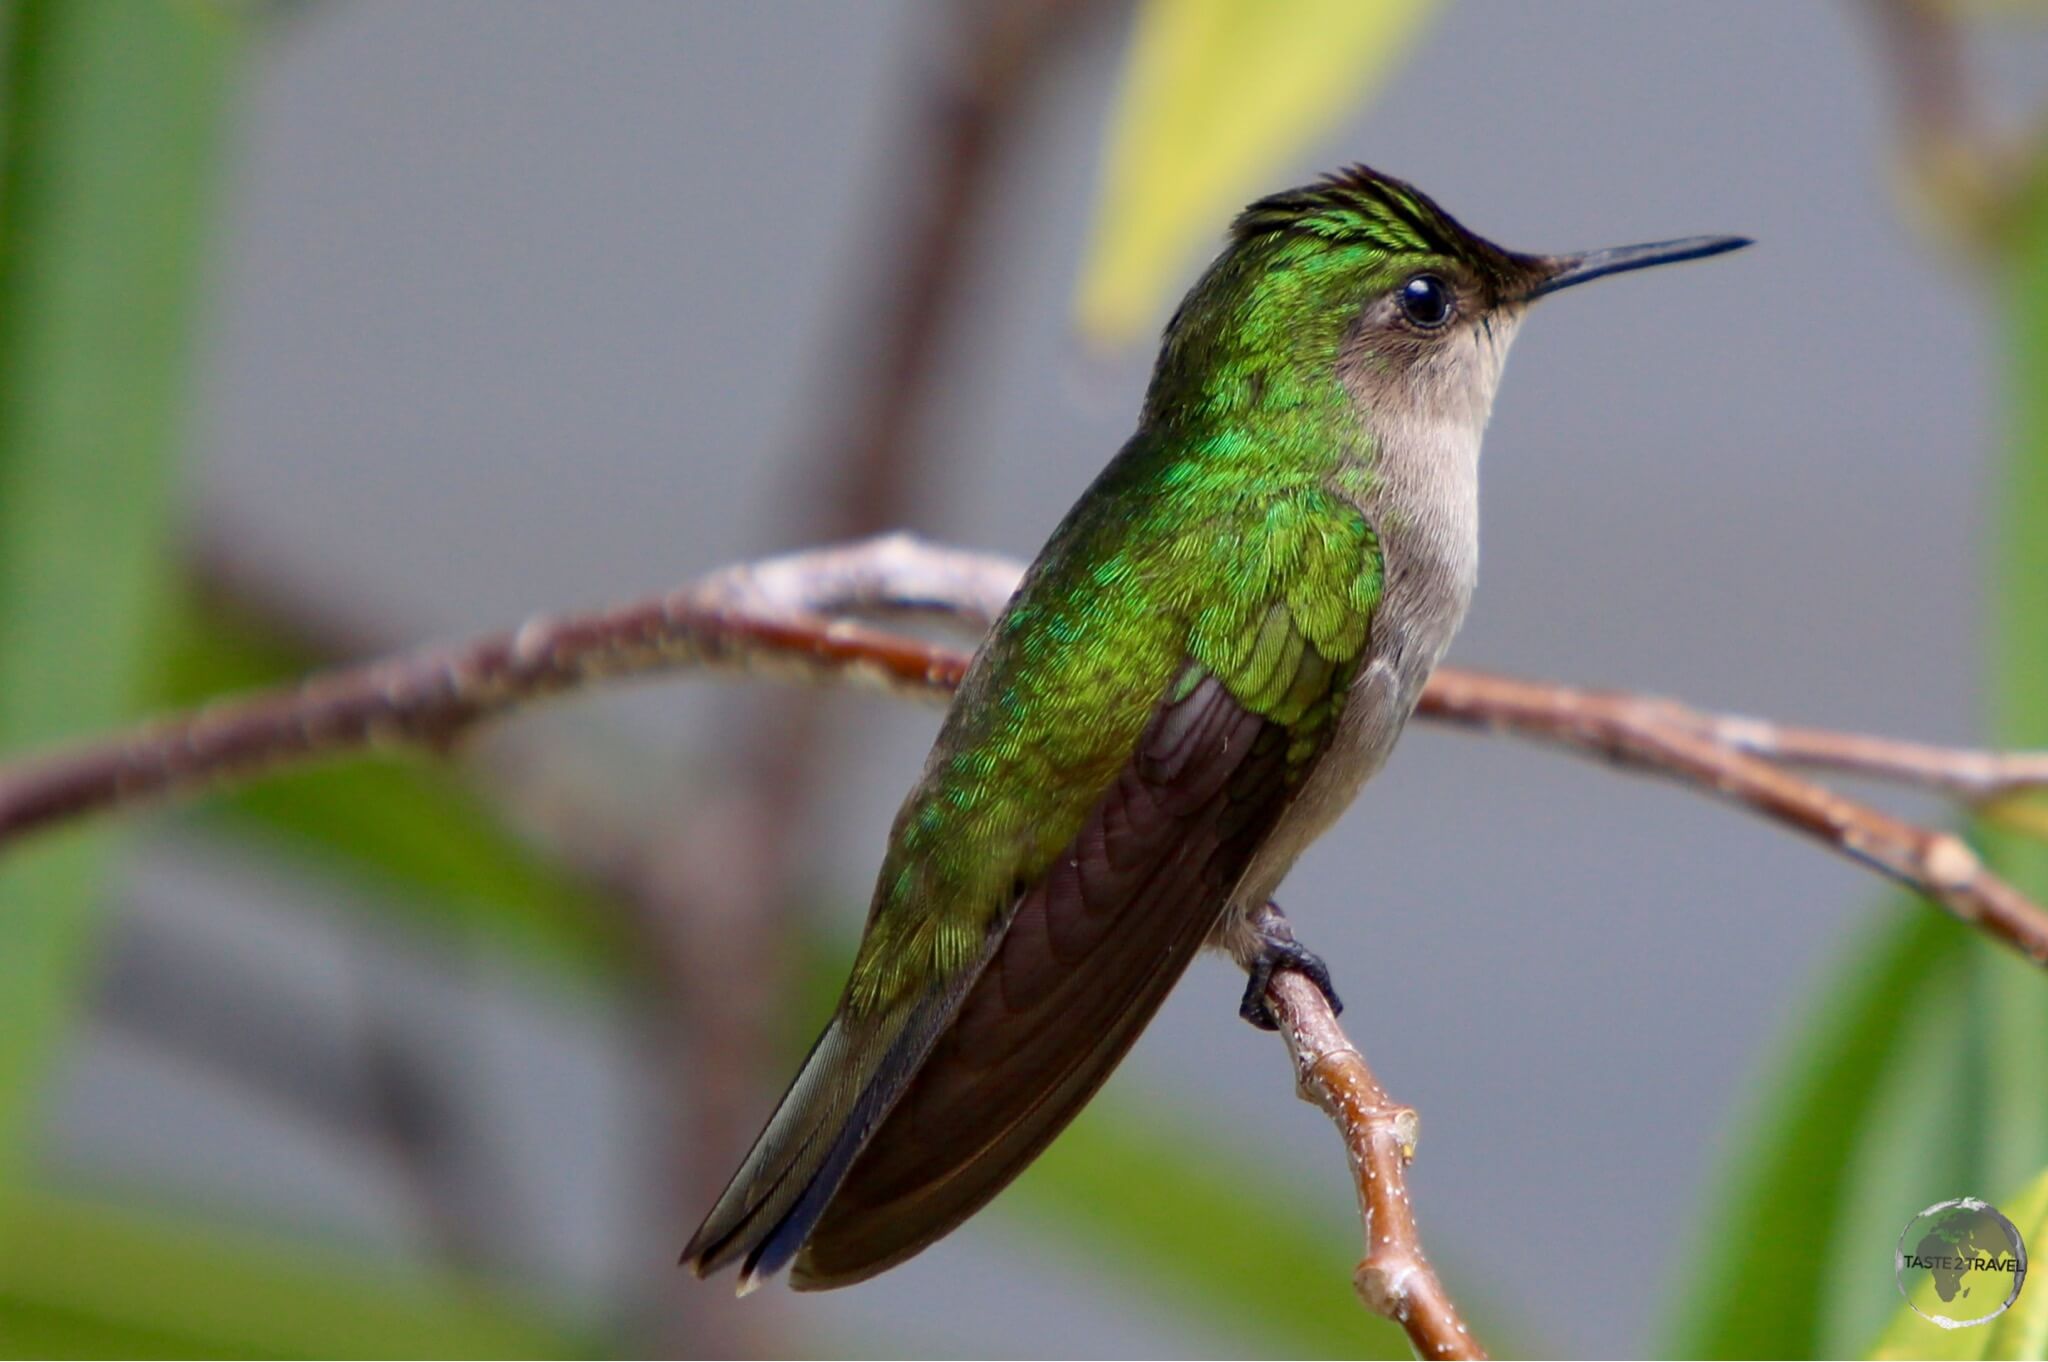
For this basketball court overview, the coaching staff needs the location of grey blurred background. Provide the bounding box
[39,1,2022,1355]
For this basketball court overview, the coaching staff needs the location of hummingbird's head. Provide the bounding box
[1149,164,1747,441]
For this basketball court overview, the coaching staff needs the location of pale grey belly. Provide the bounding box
[1208,595,1464,963]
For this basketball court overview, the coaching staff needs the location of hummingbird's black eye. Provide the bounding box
[1397,274,1454,329]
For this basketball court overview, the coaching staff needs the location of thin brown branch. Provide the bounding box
[1651,710,2048,804]
[1416,670,2048,965]
[4,536,2047,969]
[0,537,973,844]
[1254,904,1484,1360]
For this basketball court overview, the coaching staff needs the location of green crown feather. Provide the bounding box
[1232,163,1535,291]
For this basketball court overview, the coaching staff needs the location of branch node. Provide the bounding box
[1924,832,1982,892]
[1355,1260,1419,1318]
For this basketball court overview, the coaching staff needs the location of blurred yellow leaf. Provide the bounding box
[1076,0,1440,342]
[1983,795,2048,843]
[1936,0,2048,17]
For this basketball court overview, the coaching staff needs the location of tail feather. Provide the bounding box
[679,1017,867,1281]
[681,954,997,1291]
[682,1013,897,1286]
[735,1024,922,1289]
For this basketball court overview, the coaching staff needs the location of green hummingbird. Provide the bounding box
[683,164,1747,1291]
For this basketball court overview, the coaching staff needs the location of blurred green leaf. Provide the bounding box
[1662,905,1974,1357]
[1813,945,1978,1356]
[1076,0,1440,342]
[0,1188,583,1358]
[151,581,632,982]
[0,0,242,1177]
[1974,162,2048,1222]
[1998,184,2048,702]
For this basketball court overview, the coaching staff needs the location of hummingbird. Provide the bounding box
[684,164,1747,1291]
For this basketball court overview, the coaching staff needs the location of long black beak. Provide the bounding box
[1524,235,1751,300]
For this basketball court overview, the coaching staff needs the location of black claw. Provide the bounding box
[1238,906,1343,1031]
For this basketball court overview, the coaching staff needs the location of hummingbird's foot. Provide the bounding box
[1237,902,1343,1031]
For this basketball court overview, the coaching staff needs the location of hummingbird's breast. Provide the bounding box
[1219,361,1495,945]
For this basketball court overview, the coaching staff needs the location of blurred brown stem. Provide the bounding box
[1861,0,2026,255]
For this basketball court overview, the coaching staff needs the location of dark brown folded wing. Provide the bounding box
[790,670,1297,1287]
